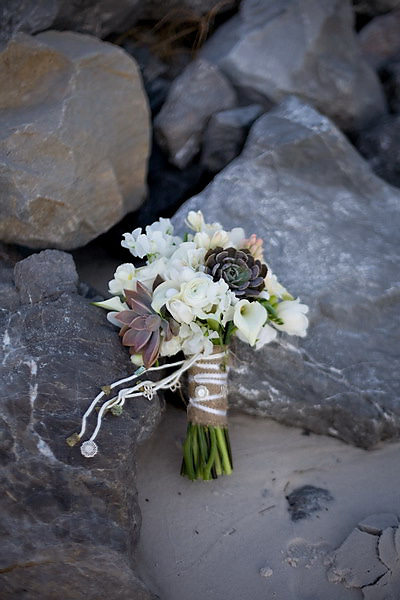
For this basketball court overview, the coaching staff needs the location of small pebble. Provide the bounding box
[259,566,273,578]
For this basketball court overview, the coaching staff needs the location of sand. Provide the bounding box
[135,407,400,600]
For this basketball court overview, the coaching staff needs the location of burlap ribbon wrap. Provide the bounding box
[187,345,229,427]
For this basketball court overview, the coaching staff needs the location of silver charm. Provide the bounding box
[81,440,98,458]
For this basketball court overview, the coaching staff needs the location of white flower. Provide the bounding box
[121,218,181,260]
[210,230,230,249]
[255,323,277,349]
[227,227,245,248]
[264,269,289,299]
[167,242,206,282]
[168,299,194,324]
[179,322,218,356]
[108,263,137,296]
[186,210,206,232]
[159,336,182,357]
[233,299,267,346]
[151,280,194,324]
[193,231,211,249]
[273,299,309,337]
[93,296,128,312]
[136,257,168,289]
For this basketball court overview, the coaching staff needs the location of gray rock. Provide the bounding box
[359,9,400,69]
[0,32,150,250]
[201,0,386,131]
[154,58,237,168]
[0,0,237,41]
[358,513,399,535]
[201,104,263,172]
[354,0,400,16]
[173,96,400,449]
[0,250,162,599]
[327,516,400,599]
[356,115,400,188]
[286,485,334,521]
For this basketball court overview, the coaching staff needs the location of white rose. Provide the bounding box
[108,263,137,295]
[273,299,309,337]
[151,281,181,313]
[180,276,216,308]
[233,300,267,346]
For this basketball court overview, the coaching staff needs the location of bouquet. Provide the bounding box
[70,211,308,480]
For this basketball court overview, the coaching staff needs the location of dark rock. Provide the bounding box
[201,104,263,173]
[327,516,400,597]
[0,32,150,250]
[201,0,387,132]
[0,250,162,599]
[173,96,400,449]
[356,114,400,187]
[154,58,237,168]
[359,9,400,69]
[382,59,400,113]
[286,485,333,521]
[353,0,400,17]
[0,0,237,41]
[0,0,142,40]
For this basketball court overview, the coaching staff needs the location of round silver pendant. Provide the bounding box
[80,440,98,458]
[195,385,209,399]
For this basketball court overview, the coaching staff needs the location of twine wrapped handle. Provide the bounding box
[187,346,229,428]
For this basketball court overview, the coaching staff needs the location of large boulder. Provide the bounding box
[0,31,150,250]
[173,96,400,449]
[0,0,237,41]
[154,58,237,168]
[0,250,162,599]
[356,114,400,187]
[201,0,386,131]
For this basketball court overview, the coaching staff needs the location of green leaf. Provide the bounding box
[223,321,237,345]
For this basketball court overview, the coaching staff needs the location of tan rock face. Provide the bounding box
[0,31,150,250]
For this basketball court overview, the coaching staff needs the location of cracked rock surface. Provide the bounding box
[173,96,400,449]
[0,250,162,599]
[328,514,400,598]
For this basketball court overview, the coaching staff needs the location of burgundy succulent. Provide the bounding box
[114,281,177,368]
[205,246,268,298]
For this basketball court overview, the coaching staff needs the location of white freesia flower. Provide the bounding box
[108,263,137,295]
[233,299,267,346]
[273,299,309,337]
[186,210,206,232]
[264,269,289,299]
[227,227,245,248]
[193,231,211,249]
[255,323,277,349]
[121,218,181,260]
[210,230,229,249]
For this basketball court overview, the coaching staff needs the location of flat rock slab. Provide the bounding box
[173,96,400,449]
[0,31,150,250]
[328,516,400,599]
[0,250,162,599]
